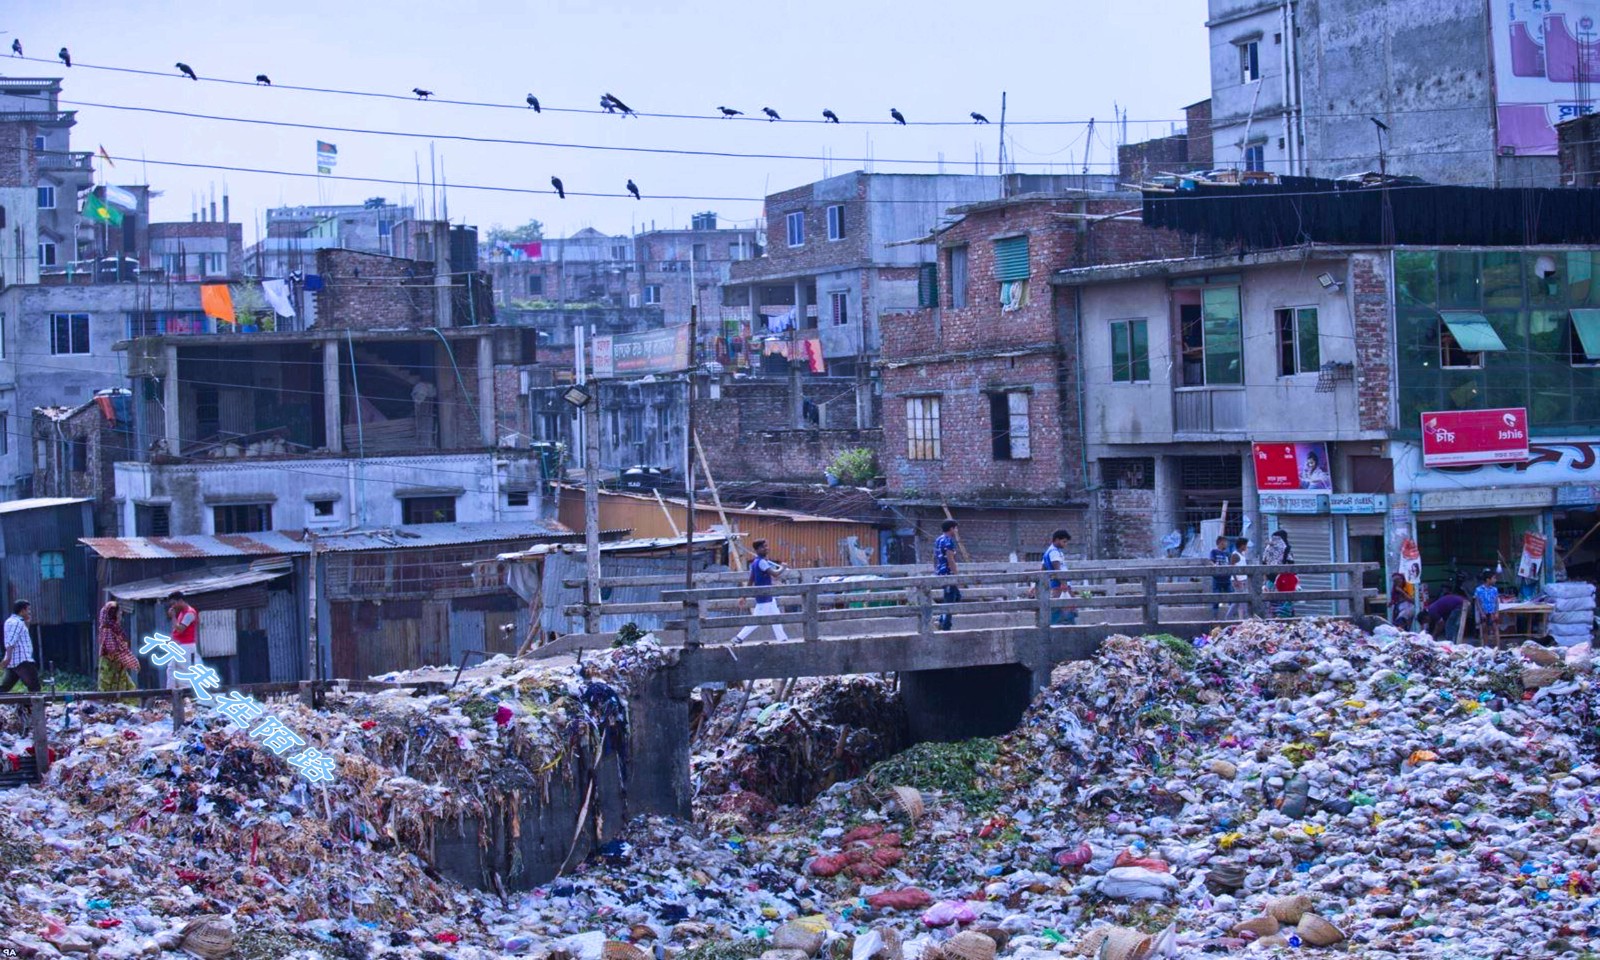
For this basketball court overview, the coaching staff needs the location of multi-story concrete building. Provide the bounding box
[485,227,634,309]
[724,172,1008,398]
[1205,0,1560,186]
[878,188,1209,562]
[150,218,245,282]
[1118,100,1215,182]
[0,77,93,274]
[244,199,416,287]
[632,213,761,329]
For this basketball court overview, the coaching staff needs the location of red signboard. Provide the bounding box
[1419,408,1530,467]
[1252,442,1333,491]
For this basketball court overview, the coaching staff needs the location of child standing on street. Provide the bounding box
[1474,568,1502,648]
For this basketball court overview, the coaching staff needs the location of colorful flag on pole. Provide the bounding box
[97,144,115,168]
[104,184,138,211]
[82,191,124,226]
[316,140,337,175]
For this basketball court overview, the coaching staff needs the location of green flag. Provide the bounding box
[82,192,124,226]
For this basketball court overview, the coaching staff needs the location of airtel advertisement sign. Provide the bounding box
[1420,408,1530,468]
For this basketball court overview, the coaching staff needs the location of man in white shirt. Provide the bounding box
[2,599,41,695]
[1043,529,1078,625]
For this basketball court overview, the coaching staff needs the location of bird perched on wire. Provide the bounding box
[604,93,636,117]
[11,39,21,57]
[600,94,616,113]
[718,106,743,118]
[176,62,198,80]
[626,179,641,200]
[255,73,271,85]
[550,176,565,199]
[971,112,989,124]
[526,94,540,112]
[58,47,70,67]
[762,107,780,121]
[822,109,840,123]
[890,108,906,125]
[412,88,434,99]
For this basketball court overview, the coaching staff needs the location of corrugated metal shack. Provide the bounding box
[313,521,580,678]
[554,485,878,568]
[2,498,97,675]
[80,532,312,685]
[489,534,730,640]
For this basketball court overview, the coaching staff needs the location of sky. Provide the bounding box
[2,1,1210,243]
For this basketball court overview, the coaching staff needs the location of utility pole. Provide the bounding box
[579,327,602,634]
[684,304,698,589]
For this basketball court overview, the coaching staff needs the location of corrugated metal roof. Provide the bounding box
[108,557,295,601]
[80,531,311,559]
[496,533,728,563]
[0,497,92,514]
[310,520,574,553]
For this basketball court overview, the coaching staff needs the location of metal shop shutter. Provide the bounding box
[993,236,1031,281]
[1277,516,1336,616]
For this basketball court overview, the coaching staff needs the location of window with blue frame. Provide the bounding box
[39,551,65,580]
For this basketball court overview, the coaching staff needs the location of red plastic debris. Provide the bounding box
[1054,842,1093,869]
[1113,850,1170,872]
[806,854,851,877]
[866,888,934,911]
[435,931,462,944]
[841,824,884,844]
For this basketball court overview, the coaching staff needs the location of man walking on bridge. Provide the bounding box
[734,540,789,644]
[935,520,960,630]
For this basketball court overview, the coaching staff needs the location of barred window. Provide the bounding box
[906,396,942,460]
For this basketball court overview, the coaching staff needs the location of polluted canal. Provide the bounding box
[2,619,1600,958]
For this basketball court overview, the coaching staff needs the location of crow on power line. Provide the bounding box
[526,94,540,111]
[890,108,906,125]
[604,93,635,117]
[971,112,990,124]
[600,94,616,113]
[822,109,840,123]
[762,107,780,121]
[255,74,271,85]
[626,179,641,200]
[11,39,21,57]
[718,106,743,118]
[550,176,565,199]
[412,88,434,99]
[58,47,70,67]
[176,62,198,80]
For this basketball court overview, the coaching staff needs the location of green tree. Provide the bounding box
[487,218,545,244]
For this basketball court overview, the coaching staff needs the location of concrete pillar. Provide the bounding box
[789,362,803,428]
[162,344,180,453]
[477,335,495,446]
[322,341,342,453]
[625,671,693,819]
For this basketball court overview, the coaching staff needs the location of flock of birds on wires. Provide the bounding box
[11,38,998,205]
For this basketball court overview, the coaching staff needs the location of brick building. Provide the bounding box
[31,389,133,535]
[879,190,1210,563]
[633,213,760,331]
[1118,99,1214,182]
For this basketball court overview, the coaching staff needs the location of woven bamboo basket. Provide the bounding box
[973,928,1009,952]
[604,941,649,960]
[1229,915,1280,939]
[1265,894,1314,924]
[942,931,996,960]
[1076,929,1110,957]
[177,918,235,960]
[1097,927,1153,960]
[888,785,925,821]
[1296,914,1346,946]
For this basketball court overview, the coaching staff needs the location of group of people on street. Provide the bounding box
[1395,567,1505,646]
[1,592,203,706]
[1209,530,1298,618]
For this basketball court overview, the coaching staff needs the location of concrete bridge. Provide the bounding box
[550,559,1378,848]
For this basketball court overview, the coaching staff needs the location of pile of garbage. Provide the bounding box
[693,676,908,828]
[0,640,670,959]
[4,620,1600,958]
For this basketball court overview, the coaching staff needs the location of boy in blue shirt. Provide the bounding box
[1208,535,1233,615]
[1473,568,1501,648]
[935,520,960,630]
[1044,529,1077,625]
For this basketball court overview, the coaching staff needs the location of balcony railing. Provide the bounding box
[1174,387,1246,434]
[38,149,93,170]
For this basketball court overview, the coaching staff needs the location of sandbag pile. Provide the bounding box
[1546,580,1597,648]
